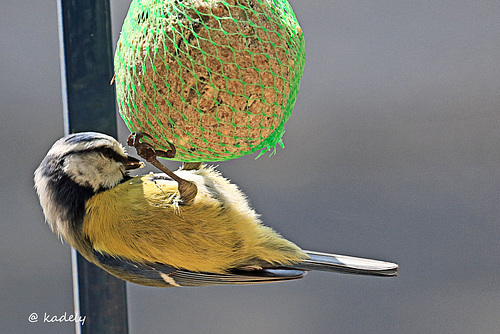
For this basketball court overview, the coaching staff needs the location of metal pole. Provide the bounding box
[57,0,129,333]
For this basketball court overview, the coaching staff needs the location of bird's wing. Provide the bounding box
[93,251,306,287]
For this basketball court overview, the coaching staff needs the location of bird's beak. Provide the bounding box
[124,155,145,170]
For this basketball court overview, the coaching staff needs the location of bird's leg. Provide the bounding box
[127,133,197,203]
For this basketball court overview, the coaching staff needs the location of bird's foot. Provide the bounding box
[127,133,197,203]
[127,132,175,162]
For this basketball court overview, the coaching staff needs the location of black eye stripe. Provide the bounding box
[61,147,127,163]
[96,148,126,161]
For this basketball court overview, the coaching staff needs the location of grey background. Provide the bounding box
[1,1,499,333]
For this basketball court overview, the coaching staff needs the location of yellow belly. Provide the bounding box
[83,174,307,273]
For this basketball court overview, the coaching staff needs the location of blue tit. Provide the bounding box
[34,132,398,287]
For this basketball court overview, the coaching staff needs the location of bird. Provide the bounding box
[34,132,398,287]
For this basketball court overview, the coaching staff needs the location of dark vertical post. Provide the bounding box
[57,1,129,333]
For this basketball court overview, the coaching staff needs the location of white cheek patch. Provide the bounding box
[64,153,125,191]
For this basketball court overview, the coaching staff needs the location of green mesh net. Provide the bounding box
[114,0,304,162]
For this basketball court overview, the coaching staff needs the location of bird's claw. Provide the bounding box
[127,133,176,162]
[127,133,197,203]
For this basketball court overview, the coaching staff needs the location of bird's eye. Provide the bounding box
[101,148,115,160]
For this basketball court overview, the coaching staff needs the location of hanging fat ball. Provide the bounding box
[34,132,398,287]
[114,0,305,162]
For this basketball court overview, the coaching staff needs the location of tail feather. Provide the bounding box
[289,250,398,277]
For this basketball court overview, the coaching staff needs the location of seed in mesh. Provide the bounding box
[115,0,304,161]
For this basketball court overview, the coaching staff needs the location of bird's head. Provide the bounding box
[34,132,143,236]
[36,132,143,191]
